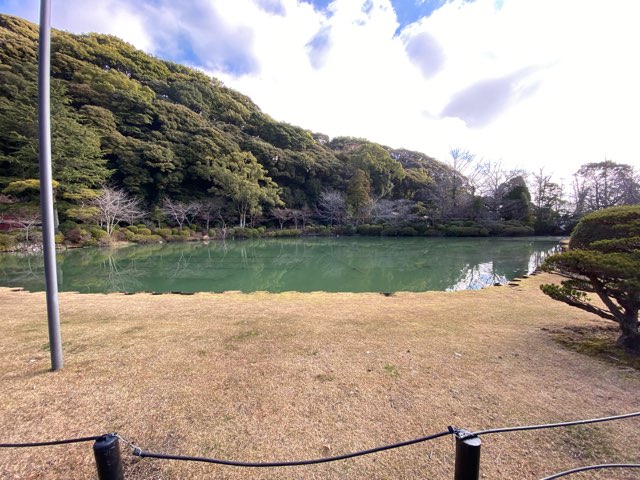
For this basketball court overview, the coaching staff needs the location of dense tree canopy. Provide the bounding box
[0,14,448,225]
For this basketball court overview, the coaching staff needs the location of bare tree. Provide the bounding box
[447,148,479,202]
[573,161,639,213]
[476,160,526,214]
[13,209,41,243]
[370,199,415,225]
[92,187,143,236]
[317,189,347,226]
[290,207,312,229]
[271,207,292,230]
[161,198,200,229]
[123,203,146,227]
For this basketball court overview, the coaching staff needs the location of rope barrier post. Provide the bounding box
[93,434,124,480]
[454,430,481,480]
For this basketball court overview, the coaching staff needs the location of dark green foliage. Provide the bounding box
[442,224,489,237]
[356,224,383,236]
[346,169,371,223]
[541,205,640,353]
[483,220,535,236]
[131,234,162,244]
[569,205,640,249]
[0,14,574,238]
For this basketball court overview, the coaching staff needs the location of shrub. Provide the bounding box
[273,229,300,237]
[398,226,418,236]
[231,228,261,238]
[570,205,640,249]
[335,225,356,235]
[179,228,191,237]
[54,233,64,244]
[155,228,172,238]
[500,225,534,236]
[126,225,139,234]
[131,234,162,244]
[89,227,108,240]
[0,233,16,250]
[122,229,135,241]
[356,224,383,236]
[137,227,152,236]
[64,228,92,245]
[58,221,78,234]
[444,225,489,237]
[107,230,123,241]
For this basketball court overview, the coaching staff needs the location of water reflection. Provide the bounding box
[0,237,560,293]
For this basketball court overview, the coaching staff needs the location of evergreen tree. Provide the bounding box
[541,205,640,353]
[346,169,371,224]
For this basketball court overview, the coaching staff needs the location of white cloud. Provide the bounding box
[52,0,153,52]
[215,0,640,180]
[3,0,639,180]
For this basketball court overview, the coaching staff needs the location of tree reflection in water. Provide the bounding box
[0,237,562,293]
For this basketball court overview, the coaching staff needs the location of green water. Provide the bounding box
[0,237,560,293]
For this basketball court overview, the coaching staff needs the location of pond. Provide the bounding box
[0,237,561,293]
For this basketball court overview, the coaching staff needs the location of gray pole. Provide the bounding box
[38,0,63,371]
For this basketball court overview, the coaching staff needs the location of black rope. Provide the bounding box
[465,411,640,439]
[0,435,103,448]
[133,429,453,467]
[539,463,640,479]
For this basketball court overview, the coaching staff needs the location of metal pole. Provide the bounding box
[38,0,63,371]
[93,435,125,480]
[454,430,481,480]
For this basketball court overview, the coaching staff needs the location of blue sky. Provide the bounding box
[1,0,639,181]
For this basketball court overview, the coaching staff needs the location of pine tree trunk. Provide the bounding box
[616,313,640,354]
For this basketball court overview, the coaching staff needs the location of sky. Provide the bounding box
[1,0,639,183]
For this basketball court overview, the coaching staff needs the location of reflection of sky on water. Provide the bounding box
[447,261,508,292]
[447,245,561,292]
[0,237,561,293]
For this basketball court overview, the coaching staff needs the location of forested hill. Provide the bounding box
[0,14,453,218]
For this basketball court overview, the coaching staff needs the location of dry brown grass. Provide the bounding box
[0,273,638,479]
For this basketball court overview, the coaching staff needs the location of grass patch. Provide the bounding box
[1,275,639,479]
[560,424,616,461]
[383,363,400,378]
[550,325,640,370]
[227,329,260,342]
[224,329,261,350]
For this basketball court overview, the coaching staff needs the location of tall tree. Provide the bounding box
[212,152,281,228]
[446,148,478,214]
[346,169,372,224]
[348,144,404,198]
[498,176,532,222]
[532,168,566,233]
[573,161,639,214]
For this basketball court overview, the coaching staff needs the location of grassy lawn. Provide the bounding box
[0,273,638,479]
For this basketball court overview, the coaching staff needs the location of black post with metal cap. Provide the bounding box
[93,434,125,480]
[454,429,481,480]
